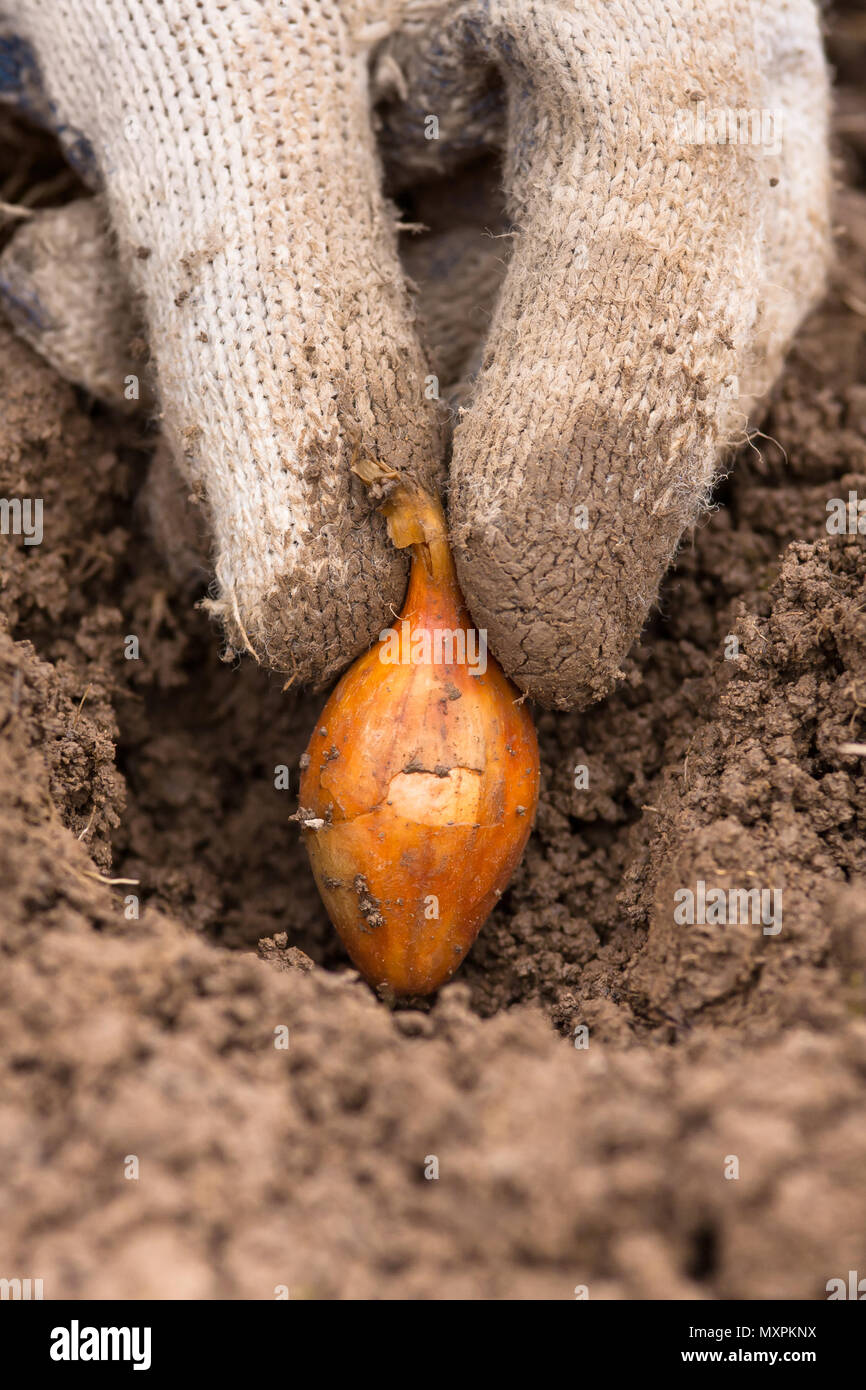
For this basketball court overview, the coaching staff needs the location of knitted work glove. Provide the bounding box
[0,0,830,708]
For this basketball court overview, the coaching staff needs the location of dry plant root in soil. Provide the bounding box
[298,459,539,996]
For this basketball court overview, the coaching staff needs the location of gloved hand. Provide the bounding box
[0,0,830,708]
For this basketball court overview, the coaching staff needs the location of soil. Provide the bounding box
[0,6,865,1300]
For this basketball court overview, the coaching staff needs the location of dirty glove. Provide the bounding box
[0,1,830,708]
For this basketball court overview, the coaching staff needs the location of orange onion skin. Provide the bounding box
[298,481,539,996]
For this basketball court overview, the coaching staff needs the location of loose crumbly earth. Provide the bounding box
[0,8,864,1300]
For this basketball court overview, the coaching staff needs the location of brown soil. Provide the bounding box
[1,8,865,1300]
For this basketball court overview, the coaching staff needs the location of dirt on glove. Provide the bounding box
[0,7,865,1301]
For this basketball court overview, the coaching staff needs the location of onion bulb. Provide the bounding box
[297,458,539,996]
